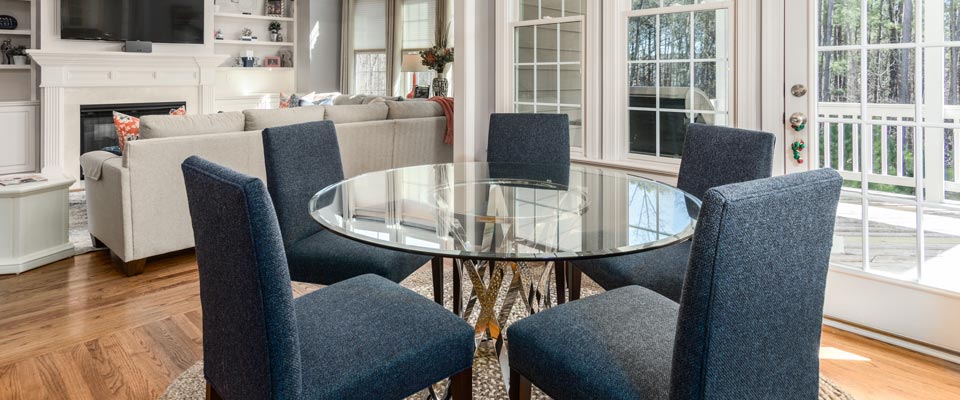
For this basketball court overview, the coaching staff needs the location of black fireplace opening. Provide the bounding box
[79,102,186,179]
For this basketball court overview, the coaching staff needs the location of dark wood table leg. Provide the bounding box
[431,257,444,306]
[554,261,566,305]
[569,264,582,301]
[452,259,463,317]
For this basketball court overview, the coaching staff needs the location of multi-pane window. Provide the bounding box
[626,1,731,160]
[514,1,585,149]
[401,0,437,96]
[816,0,960,293]
[354,0,387,95]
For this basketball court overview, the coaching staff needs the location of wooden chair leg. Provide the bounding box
[554,261,567,305]
[110,251,146,277]
[431,257,444,306]
[206,382,223,400]
[569,264,582,301]
[450,367,473,400]
[452,260,463,316]
[509,369,532,400]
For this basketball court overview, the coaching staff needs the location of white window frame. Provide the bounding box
[607,1,736,170]
[497,0,601,160]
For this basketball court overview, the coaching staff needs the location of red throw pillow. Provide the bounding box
[113,107,188,153]
[113,111,140,153]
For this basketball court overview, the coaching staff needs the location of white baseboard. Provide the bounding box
[0,244,75,275]
[824,318,960,365]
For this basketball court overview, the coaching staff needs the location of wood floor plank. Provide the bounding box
[0,251,957,399]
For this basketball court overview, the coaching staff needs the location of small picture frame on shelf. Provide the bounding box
[264,56,282,68]
[266,0,285,17]
[414,86,431,99]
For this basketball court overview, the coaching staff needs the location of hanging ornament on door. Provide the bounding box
[789,112,807,132]
[792,140,807,164]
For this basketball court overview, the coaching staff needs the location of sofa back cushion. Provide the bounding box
[385,101,444,120]
[140,112,246,140]
[333,94,403,105]
[243,106,327,132]
[323,103,389,124]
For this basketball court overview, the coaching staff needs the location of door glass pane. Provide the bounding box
[867,0,916,45]
[922,207,960,292]
[819,0,861,46]
[867,49,916,115]
[867,200,919,281]
[819,50,862,103]
[833,195,865,269]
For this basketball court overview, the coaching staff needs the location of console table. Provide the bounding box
[0,174,76,274]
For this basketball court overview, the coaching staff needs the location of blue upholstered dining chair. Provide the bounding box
[569,123,777,302]
[181,156,474,400]
[261,121,439,289]
[487,113,570,164]
[507,169,844,400]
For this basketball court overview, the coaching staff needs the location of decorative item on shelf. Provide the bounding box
[240,27,254,41]
[9,45,27,66]
[240,50,257,68]
[215,28,224,40]
[0,15,17,30]
[414,86,431,99]
[269,21,282,42]
[264,56,281,68]
[792,140,807,164]
[420,23,454,97]
[278,49,293,67]
[0,39,11,64]
[266,0,285,17]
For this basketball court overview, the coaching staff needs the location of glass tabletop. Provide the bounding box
[309,163,701,261]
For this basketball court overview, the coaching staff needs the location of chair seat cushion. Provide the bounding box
[296,274,475,400]
[508,286,679,400]
[287,230,431,285]
[574,241,691,302]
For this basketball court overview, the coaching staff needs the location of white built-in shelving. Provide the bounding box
[213,0,297,71]
[0,0,38,175]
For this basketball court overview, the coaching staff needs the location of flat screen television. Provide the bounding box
[61,0,205,44]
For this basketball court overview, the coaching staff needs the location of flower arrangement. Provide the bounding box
[420,23,454,75]
[269,21,282,34]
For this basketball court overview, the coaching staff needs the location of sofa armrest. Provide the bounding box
[84,156,134,260]
[79,151,122,181]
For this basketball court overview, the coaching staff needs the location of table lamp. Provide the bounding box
[401,53,429,98]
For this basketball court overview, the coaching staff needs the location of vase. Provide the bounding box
[271,33,278,42]
[432,77,448,98]
[12,55,26,65]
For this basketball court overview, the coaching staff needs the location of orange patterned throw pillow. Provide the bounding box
[113,106,188,153]
[113,111,140,153]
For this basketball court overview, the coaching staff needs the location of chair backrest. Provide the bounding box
[182,156,303,400]
[669,169,843,400]
[487,113,570,164]
[677,124,776,200]
[262,121,345,249]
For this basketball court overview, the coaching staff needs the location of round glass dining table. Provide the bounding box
[310,162,700,343]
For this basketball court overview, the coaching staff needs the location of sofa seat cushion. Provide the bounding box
[386,100,445,120]
[323,103,389,124]
[140,112,246,139]
[287,229,430,285]
[296,274,474,399]
[508,286,679,400]
[243,106,327,132]
[574,241,691,302]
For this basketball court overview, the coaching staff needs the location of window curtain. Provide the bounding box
[340,0,355,93]
[387,0,403,97]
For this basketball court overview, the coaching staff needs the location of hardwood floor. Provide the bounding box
[0,251,958,399]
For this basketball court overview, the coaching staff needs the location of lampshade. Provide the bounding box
[401,53,429,73]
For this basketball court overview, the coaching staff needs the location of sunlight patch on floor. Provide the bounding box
[819,346,871,362]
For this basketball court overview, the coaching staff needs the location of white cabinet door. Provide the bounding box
[0,104,38,175]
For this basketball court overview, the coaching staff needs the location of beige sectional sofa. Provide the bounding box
[79,101,451,275]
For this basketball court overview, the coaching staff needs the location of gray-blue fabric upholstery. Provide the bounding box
[182,156,475,400]
[262,121,430,285]
[487,113,570,164]
[574,124,776,301]
[508,169,843,400]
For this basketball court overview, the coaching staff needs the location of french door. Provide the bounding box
[785,0,960,356]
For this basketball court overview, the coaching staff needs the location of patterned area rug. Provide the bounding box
[69,191,106,255]
[159,265,856,400]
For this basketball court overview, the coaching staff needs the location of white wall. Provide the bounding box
[453,0,496,162]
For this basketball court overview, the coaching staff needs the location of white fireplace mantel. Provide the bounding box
[27,50,229,175]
